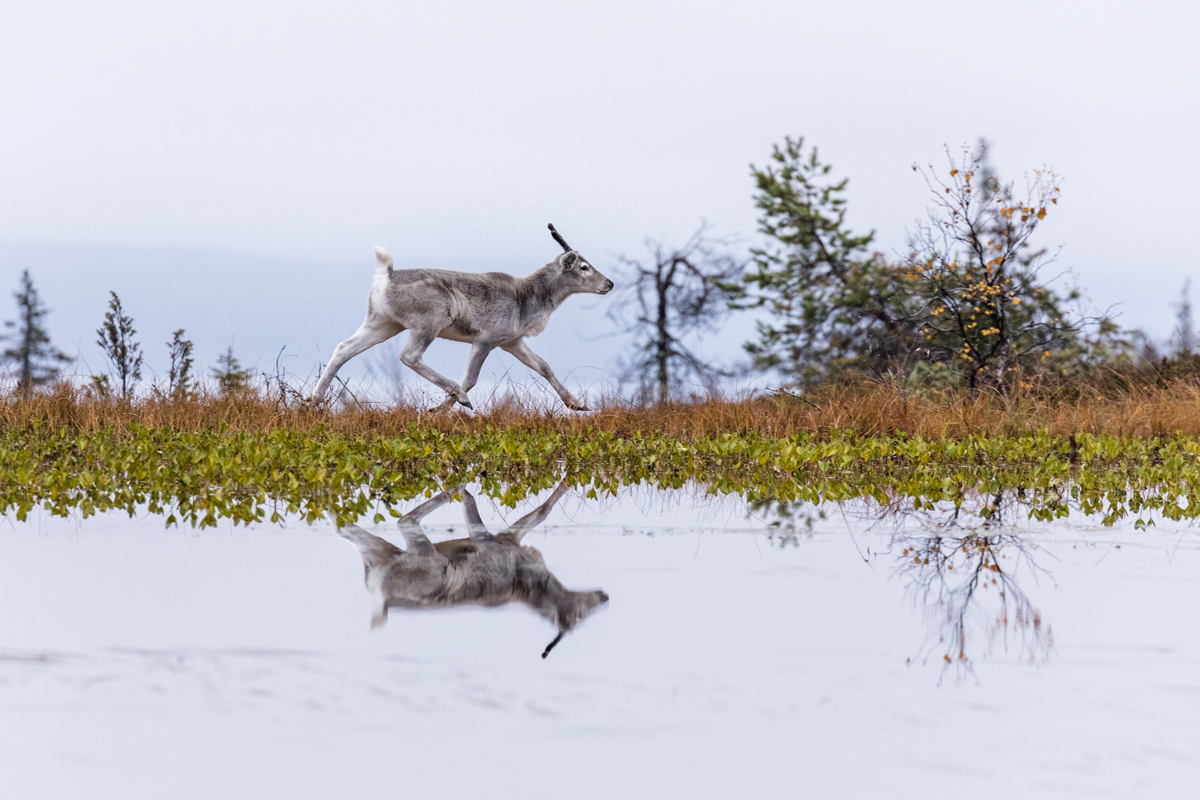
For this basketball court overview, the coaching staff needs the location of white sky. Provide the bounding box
[2,0,1197,395]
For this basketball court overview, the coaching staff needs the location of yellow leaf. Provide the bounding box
[950,169,959,177]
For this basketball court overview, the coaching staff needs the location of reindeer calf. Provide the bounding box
[311,225,613,410]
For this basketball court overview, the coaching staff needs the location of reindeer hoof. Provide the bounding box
[460,399,474,410]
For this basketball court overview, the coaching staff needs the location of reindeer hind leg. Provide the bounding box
[313,310,402,402]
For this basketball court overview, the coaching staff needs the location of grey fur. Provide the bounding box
[312,227,614,410]
[328,480,609,657]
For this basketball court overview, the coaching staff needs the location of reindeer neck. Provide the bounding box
[512,562,568,614]
[521,266,575,311]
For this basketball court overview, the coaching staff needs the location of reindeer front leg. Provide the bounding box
[401,326,473,410]
[501,339,588,411]
[452,338,499,410]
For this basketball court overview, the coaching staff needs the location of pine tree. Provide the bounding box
[96,292,143,401]
[2,270,71,394]
[727,137,909,387]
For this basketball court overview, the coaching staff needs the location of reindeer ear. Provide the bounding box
[562,252,578,269]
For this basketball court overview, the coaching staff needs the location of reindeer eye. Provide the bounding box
[581,264,590,272]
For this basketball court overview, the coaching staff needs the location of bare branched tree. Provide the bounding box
[609,223,744,404]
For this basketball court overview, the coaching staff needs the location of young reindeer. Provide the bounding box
[329,480,609,658]
[311,224,614,411]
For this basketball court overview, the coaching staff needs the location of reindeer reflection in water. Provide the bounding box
[329,480,608,658]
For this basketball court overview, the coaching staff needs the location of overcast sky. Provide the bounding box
[2,1,1197,398]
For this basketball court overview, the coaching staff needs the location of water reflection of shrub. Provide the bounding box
[893,527,1054,681]
[758,497,1056,680]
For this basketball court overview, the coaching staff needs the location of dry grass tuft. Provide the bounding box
[5,376,1200,440]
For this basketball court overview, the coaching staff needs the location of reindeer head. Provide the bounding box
[548,223,614,296]
[541,588,610,658]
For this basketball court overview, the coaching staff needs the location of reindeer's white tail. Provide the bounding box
[374,246,394,275]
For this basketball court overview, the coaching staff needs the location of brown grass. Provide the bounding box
[5,377,1200,440]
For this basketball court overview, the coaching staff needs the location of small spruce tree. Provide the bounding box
[211,345,252,395]
[96,292,143,401]
[1174,280,1195,358]
[167,329,195,400]
[2,270,71,394]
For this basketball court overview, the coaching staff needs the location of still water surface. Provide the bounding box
[1,485,1198,798]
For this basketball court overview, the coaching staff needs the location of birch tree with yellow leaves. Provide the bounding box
[904,142,1112,389]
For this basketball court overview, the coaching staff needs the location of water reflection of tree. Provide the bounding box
[753,493,1055,679]
[892,525,1054,680]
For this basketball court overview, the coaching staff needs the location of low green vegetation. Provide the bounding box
[1,424,1196,529]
